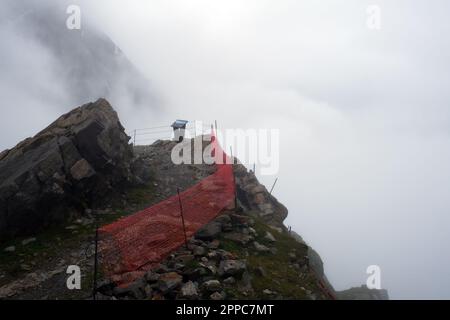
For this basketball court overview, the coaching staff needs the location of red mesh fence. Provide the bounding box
[98,133,235,286]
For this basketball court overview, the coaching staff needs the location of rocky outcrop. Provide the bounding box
[289,230,306,245]
[0,118,355,300]
[0,99,134,240]
[133,137,217,199]
[234,164,288,228]
[289,228,337,298]
[336,285,389,300]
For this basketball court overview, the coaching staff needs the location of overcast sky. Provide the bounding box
[2,0,450,299]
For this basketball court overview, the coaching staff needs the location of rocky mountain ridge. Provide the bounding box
[0,99,388,300]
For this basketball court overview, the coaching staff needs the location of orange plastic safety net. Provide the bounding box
[98,133,235,286]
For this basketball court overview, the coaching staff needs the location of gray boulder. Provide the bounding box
[218,260,247,277]
[179,281,199,300]
[254,241,270,253]
[201,280,222,292]
[195,221,222,240]
[264,231,276,242]
[210,291,225,300]
[157,272,183,293]
[3,246,15,252]
[223,277,236,285]
[112,279,146,299]
[193,246,206,257]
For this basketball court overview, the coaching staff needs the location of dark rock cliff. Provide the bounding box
[0,99,134,240]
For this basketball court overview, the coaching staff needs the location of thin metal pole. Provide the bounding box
[233,176,238,212]
[133,129,136,146]
[230,146,238,211]
[269,177,278,195]
[93,222,99,300]
[229,146,233,164]
[177,188,188,248]
[253,163,256,174]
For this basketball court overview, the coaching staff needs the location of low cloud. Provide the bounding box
[1,0,450,298]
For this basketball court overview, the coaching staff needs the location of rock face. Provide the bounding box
[133,136,216,199]
[307,247,325,278]
[234,164,288,228]
[0,99,134,240]
[289,230,337,297]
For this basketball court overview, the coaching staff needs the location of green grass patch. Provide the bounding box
[217,236,242,255]
[125,184,157,210]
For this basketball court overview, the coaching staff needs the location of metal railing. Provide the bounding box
[127,121,214,146]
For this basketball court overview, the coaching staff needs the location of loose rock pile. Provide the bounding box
[97,209,282,300]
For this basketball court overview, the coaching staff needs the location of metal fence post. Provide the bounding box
[177,188,188,248]
[269,177,278,195]
[230,146,238,211]
[93,221,99,300]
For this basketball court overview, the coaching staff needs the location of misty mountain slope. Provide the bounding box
[2,0,157,110]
